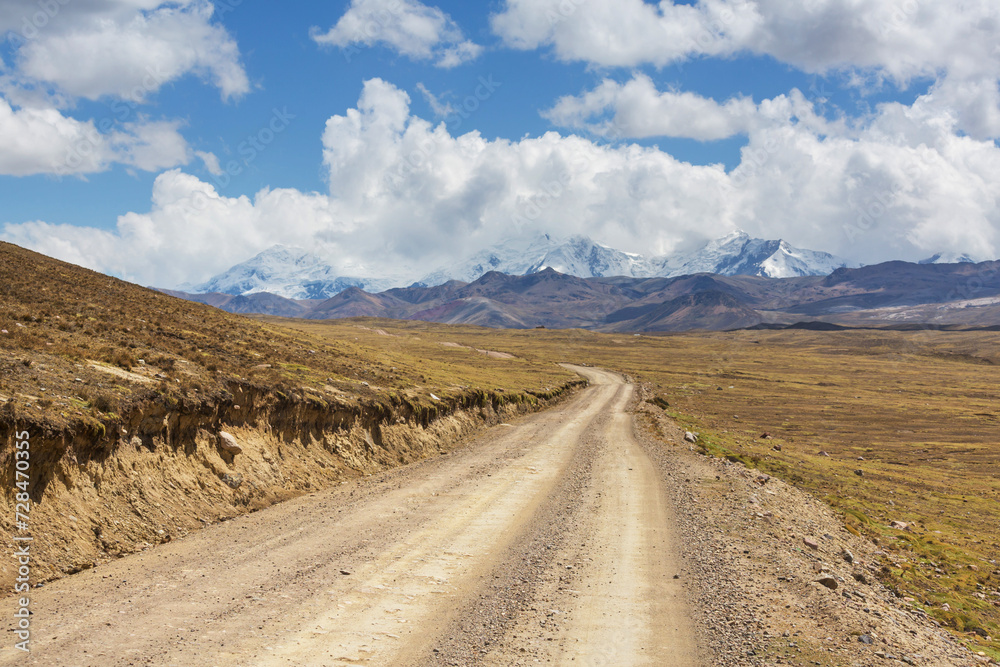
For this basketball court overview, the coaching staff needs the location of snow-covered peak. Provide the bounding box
[919,252,977,265]
[660,232,853,279]
[715,228,751,245]
[190,232,865,300]
[419,233,655,284]
[758,240,852,278]
[191,245,405,299]
[524,234,656,278]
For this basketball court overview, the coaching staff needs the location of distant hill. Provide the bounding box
[600,290,763,332]
[166,259,1000,332]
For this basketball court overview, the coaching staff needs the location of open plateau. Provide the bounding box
[4,0,1000,665]
[0,242,998,666]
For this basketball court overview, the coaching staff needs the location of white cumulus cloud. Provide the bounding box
[312,0,482,68]
[0,98,192,176]
[3,78,999,288]
[492,0,1000,141]
[1,170,340,288]
[543,74,763,140]
[491,0,1000,82]
[543,74,844,142]
[7,0,248,101]
[0,0,248,176]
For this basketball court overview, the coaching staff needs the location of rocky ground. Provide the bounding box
[0,371,990,666]
[632,383,989,666]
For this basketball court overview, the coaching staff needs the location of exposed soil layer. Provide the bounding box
[0,378,583,589]
[0,368,982,666]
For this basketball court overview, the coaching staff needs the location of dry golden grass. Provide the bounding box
[0,244,575,432]
[2,239,998,655]
[266,318,1000,656]
[597,329,1000,655]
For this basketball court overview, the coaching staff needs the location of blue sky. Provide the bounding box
[1,0,999,287]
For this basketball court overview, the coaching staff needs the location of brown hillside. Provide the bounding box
[0,242,581,587]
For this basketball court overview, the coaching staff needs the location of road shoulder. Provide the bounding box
[630,382,979,666]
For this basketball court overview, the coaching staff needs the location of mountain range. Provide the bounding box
[161,230,996,332]
[164,259,1000,332]
[184,230,860,300]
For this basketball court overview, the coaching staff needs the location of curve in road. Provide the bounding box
[0,366,698,666]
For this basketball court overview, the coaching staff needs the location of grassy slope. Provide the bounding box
[2,238,998,655]
[270,318,1000,657]
[0,244,583,584]
[0,242,576,431]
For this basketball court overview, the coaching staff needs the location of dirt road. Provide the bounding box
[0,367,700,666]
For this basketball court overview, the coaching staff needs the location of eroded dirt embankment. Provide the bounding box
[0,379,585,589]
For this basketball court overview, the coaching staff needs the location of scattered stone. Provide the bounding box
[843,549,855,564]
[772,444,782,452]
[854,469,864,477]
[340,570,351,576]
[803,537,820,550]
[853,571,870,585]
[760,432,773,439]
[890,521,909,531]
[818,450,830,457]
[221,473,242,489]
[684,431,698,444]
[857,456,866,461]
[858,634,874,645]
[756,474,771,485]
[816,576,839,590]
[218,431,243,455]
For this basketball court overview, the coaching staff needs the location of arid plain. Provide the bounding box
[1,243,998,664]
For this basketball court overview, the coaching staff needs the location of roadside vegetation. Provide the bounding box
[2,240,998,656]
[271,318,1000,658]
[0,243,574,437]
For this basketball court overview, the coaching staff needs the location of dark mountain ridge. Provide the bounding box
[163,259,1000,332]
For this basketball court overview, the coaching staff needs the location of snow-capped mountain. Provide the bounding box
[419,230,852,284]
[417,234,655,285]
[659,230,854,279]
[919,252,976,265]
[187,231,858,299]
[190,245,403,300]
[525,235,656,277]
